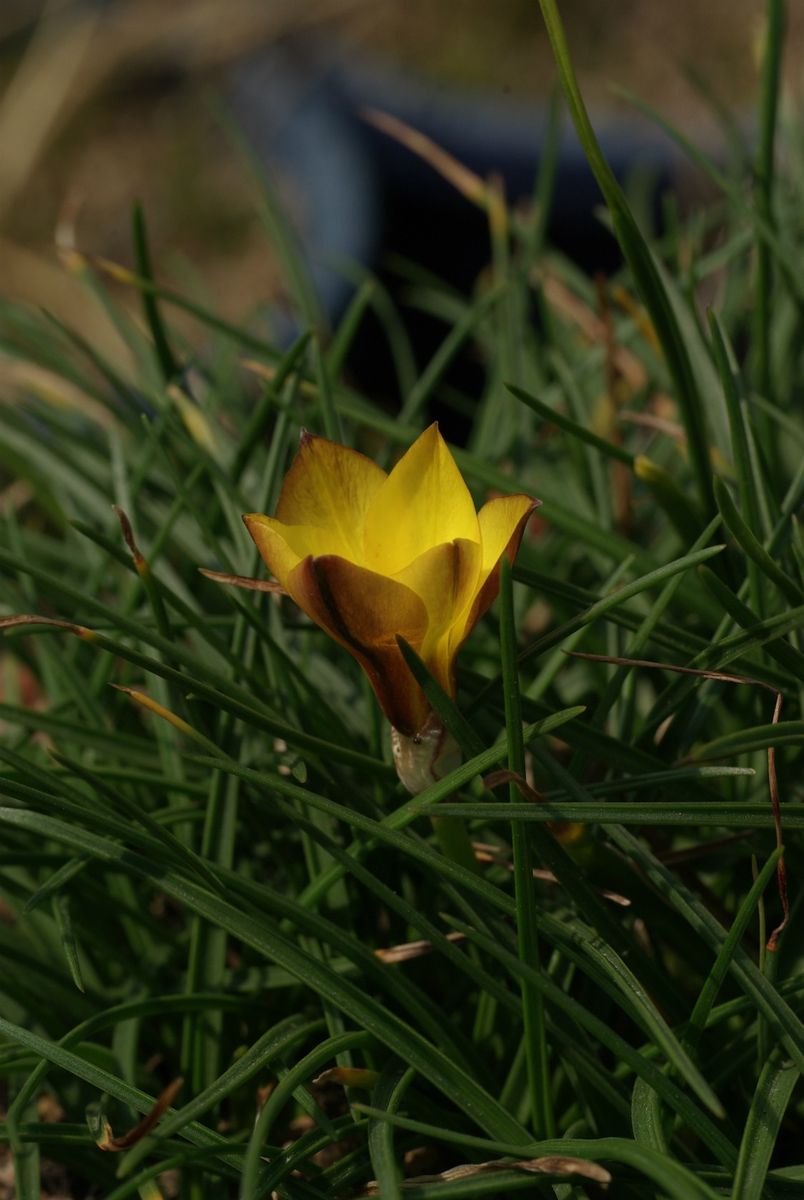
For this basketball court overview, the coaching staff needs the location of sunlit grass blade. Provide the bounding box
[536,0,716,514]
[233,331,309,483]
[753,0,786,408]
[131,201,180,385]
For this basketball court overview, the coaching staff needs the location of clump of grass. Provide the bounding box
[0,1,802,1197]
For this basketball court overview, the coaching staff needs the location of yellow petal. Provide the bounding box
[362,424,479,573]
[274,431,387,561]
[452,493,537,650]
[243,514,302,589]
[287,554,431,736]
[246,513,359,564]
[477,493,537,572]
[394,538,481,695]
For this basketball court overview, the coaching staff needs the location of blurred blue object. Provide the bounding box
[228,45,686,327]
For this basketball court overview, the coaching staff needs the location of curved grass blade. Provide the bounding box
[732,1048,798,1200]
[170,756,747,1112]
[51,893,84,994]
[699,566,804,683]
[715,475,804,607]
[233,331,309,483]
[608,825,804,1072]
[631,1076,668,1154]
[5,993,280,1145]
[708,312,765,612]
[0,809,533,1148]
[690,720,803,761]
[471,545,725,711]
[117,1016,321,1179]
[0,1016,242,1175]
[240,1031,374,1200]
[441,919,734,1167]
[508,381,702,541]
[366,1064,414,1200]
[0,612,389,775]
[687,847,785,1053]
[350,1109,722,1200]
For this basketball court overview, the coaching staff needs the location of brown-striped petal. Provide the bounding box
[287,554,431,736]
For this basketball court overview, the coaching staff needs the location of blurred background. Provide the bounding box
[1,0,803,383]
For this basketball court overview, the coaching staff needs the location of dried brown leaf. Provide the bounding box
[373,931,465,964]
[97,1077,182,1151]
[366,1154,611,1193]
[199,567,285,594]
[362,108,488,207]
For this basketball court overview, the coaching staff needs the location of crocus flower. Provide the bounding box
[244,424,537,746]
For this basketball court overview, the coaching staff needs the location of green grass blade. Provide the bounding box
[131,201,180,384]
[0,809,532,1147]
[690,721,804,761]
[536,0,715,514]
[732,1048,798,1200]
[427,801,801,830]
[351,1113,722,1199]
[240,1031,374,1200]
[499,559,552,1136]
[444,918,734,1166]
[0,1015,240,1171]
[51,893,84,993]
[753,0,786,406]
[366,1064,414,1200]
[686,847,785,1052]
[396,636,484,757]
[715,475,804,605]
[232,330,309,483]
[606,825,804,1075]
[400,287,501,423]
[473,544,725,709]
[118,1015,320,1178]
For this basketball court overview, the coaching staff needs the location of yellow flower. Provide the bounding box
[244,424,537,737]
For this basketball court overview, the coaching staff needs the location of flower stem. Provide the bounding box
[391,717,480,873]
[430,814,480,875]
[500,558,554,1137]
